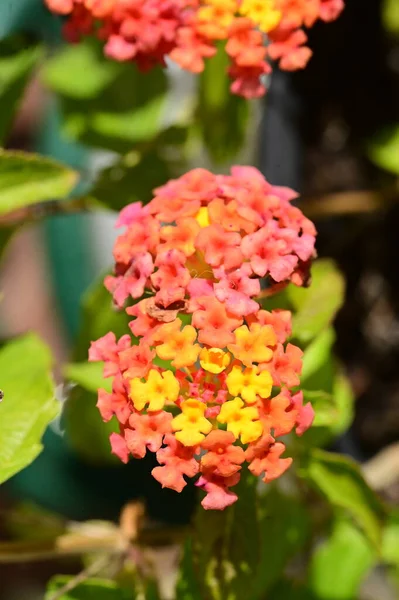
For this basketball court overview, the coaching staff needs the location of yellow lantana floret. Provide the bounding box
[217,397,263,444]
[198,0,237,29]
[172,399,212,446]
[156,321,201,368]
[226,365,273,404]
[227,323,277,366]
[200,347,231,374]
[130,369,179,412]
[195,207,210,228]
[239,0,282,32]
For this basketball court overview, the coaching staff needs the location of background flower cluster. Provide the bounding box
[45,0,344,97]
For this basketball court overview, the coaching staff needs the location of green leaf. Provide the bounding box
[329,372,354,436]
[176,539,203,600]
[42,40,122,100]
[91,151,172,212]
[224,471,260,598]
[63,386,118,465]
[301,375,354,447]
[309,518,376,599]
[190,507,228,600]
[301,327,336,386]
[383,0,399,36]
[0,34,43,143]
[303,389,337,428]
[0,227,16,261]
[73,274,132,362]
[4,501,65,542]
[303,448,386,548]
[289,259,345,344]
[254,488,310,595]
[43,39,168,153]
[64,362,111,395]
[300,327,354,446]
[267,579,309,600]
[45,576,133,600]
[0,150,78,215]
[368,125,399,175]
[382,510,399,566]
[198,43,249,163]
[91,96,166,144]
[0,333,58,484]
[63,362,117,464]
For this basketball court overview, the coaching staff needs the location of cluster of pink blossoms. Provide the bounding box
[45,0,344,98]
[89,166,317,510]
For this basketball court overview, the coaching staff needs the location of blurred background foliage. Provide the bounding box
[0,0,398,599]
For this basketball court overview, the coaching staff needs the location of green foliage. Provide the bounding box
[65,362,111,395]
[368,125,399,175]
[42,40,169,153]
[0,333,58,484]
[73,273,132,362]
[300,328,354,446]
[224,471,260,598]
[63,385,118,465]
[308,518,376,599]
[198,43,249,164]
[382,509,399,566]
[3,502,65,542]
[383,0,399,35]
[254,488,311,595]
[90,151,172,212]
[179,478,310,600]
[62,358,118,464]
[289,259,345,344]
[42,41,122,100]
[301,327,336,386]
[0,150,78,214]
[0,227,16,260]
[303,448,386,548]
[176,539,203,600]
[0,34,43,143]
[64,274,132,463]
[45,576,133,600]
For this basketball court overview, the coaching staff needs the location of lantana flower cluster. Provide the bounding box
[89,166,316,510]
[45,0,344,98]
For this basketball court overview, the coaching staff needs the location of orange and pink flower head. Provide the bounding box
[45,0,344,98]
[89,166,317,509]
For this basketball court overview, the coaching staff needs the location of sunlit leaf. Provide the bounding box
[368,125,399,175]
[42,40,121,100]
[382,510,399,566]
[301,327,335,386]
[303,449,385,547]
[289,260,345,343]
[42,39,168,153]
[0,150,78,214]
[64,362,111,395]
[309,518,376,599]
[382,0,399,36]
[0,334,58,484]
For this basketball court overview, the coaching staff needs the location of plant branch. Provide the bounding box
[46,553,120,600]
[0,195,97,228]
